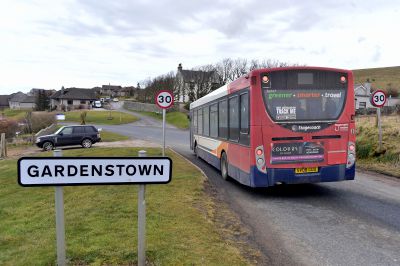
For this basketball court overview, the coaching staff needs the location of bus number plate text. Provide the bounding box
[295,167,318,174]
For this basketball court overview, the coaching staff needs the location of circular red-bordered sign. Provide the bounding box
[155,90,174,109]
[370,90,387,108]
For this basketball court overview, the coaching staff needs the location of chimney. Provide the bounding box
[178,63,182,72]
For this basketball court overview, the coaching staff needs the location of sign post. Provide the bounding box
[155,90,174,156]
[137,150,146,266]
[18,156,172,265]
[370,90,387,150]
[54,150,66,266]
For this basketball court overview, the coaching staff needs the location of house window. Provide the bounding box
[359,102,366,109]
[67,100,73,105]
[80,100,86,104]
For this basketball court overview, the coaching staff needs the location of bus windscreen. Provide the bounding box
[262,70,347,122]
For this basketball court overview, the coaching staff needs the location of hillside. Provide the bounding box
[352,66,400,93]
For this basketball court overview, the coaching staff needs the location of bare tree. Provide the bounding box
[188,65,218,101]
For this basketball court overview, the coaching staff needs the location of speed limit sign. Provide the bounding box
[155,90,174,109]
[370,90,387,108]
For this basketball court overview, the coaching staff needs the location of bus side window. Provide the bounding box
[240,93,249,145]
[218,99,228,139]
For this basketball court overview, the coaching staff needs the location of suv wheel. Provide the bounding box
[81,139,92,148]
[42,141,54,151]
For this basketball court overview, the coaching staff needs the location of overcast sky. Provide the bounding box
[1,0,399,94]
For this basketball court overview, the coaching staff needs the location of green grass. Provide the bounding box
[100,130,130,142]
[64,111,138,125]
[0,148,250,265]
[1,109,27,120]
[135,111,190,129]
[353,66,400,93]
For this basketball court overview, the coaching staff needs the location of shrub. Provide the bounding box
[377,151,400,164]
[23,112,56,134]
[356,141,373,159]
[0,119,19,139]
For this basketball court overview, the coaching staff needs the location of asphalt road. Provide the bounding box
[102,105,400,266]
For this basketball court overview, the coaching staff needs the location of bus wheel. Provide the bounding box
[220,152,229,180]
[194,142,199,158]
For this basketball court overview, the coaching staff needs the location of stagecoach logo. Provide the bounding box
[291,124,322,132]
[334,123,349,132]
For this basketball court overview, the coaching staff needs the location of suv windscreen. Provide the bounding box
[261,70,348,122]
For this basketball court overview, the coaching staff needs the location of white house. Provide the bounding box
[354,83,400,110]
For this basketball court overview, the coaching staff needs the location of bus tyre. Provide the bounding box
[194,143,199,158]
[221,152,229,180]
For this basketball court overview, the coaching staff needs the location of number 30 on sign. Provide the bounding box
[155,91,174,109]
[370,90,387,108]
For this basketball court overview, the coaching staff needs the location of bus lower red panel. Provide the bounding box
[249,164,355,187]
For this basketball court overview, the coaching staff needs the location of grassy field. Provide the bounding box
[134,111,190,129]
[356,115,400,177]
[0,147,253,265]
[65,111,138,125]
[353,66,400,93]
[99,130,130,142]
[1,108,27,120]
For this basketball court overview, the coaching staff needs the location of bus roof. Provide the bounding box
[190,84,228,109]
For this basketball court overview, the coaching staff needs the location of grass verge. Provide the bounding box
[65,111,138,125]
[132,111,189,129]
[0,147,251,265]
[1,108,27,120]
[356,115,400,177]
[100,130,130,142]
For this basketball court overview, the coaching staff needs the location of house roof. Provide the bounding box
[179,69,216,83]
[0,95,11,106]
[9,92,27,102]
[51,88,96,100]
[354,83,371,96]
[102,85,122,91]
[21,96,36,103]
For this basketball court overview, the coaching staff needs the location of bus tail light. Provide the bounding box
[347,141,356,168]
[255,145,267,173]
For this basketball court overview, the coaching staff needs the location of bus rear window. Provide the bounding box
[261,70,347,122]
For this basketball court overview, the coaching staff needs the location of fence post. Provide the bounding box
[0,133,6,158]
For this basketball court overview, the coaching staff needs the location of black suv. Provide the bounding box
[36,125,101,151]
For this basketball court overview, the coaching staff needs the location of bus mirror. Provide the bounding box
[187,114,191,120]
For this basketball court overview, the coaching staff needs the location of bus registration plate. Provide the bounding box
[295,167,318,174]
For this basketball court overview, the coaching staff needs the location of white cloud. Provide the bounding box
[0,0,399,94]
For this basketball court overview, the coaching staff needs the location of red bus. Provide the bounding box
[189,67,356,187]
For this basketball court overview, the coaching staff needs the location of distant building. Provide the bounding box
[50,87,97,111]
[0,95,12,109]
[28,88,56,97]
[9,92,36,110]
[354,83,373,110]
[354,82,400,110]
[175,63,220,103]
